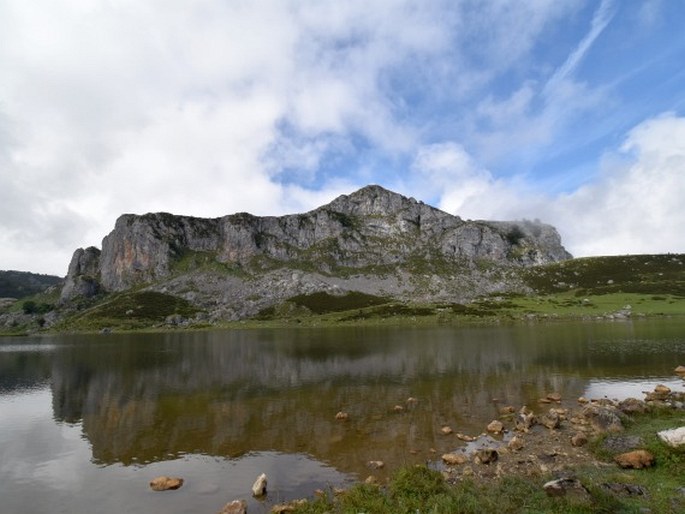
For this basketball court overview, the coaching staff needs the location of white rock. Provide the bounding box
[252,473,267,497]
[657,426,685,448]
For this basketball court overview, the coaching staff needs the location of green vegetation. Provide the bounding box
[291,466,624,513]
[0,270,62,299]
[55,291,199,331]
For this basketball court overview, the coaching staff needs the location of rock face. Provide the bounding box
[61,185,572,318]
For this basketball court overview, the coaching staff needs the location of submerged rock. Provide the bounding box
[219,499,248,514]
[149,476,184,491]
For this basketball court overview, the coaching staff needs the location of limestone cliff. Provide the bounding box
[60,185,571,318]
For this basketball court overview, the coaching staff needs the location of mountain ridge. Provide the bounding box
[60,185,572,321]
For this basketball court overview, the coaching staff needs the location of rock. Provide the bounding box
[507,435,524,451]
[654,384,671,395]
[149,476,184,491]
[582,404,624,433]
[364,475,379,485]
[367,460,384,469]
[543,477,590,499]
[219,499,248,514]
[541,410,561,429]
[577,396,589,404]
[406,397,418,405]
[538,398,552,404]
[335,411,349,420]
[570,433,588,447]
[393,405,405,413]
[474,449,498,464]
[442,453,468,465]
[456,433,476,442]
[440,426,453,435]
[601,483,649,497]
[499,406,516,415]
[618,397,647,414]
[487,420,504,434]
[547,392,562,403]
[657,426,685,448]
[252,473,268,497]
[614,450,655,469]
[602,435,643,453]
[515,406,536,432]
[675,365,685,374]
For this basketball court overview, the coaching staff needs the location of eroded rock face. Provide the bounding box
[61,185,572,315]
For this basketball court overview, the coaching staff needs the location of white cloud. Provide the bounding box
[420,114,685,257]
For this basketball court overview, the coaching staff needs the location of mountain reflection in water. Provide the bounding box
[1,320,685,513]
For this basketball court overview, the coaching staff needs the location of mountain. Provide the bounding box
[0,270,62,299]
[60,185,571,321]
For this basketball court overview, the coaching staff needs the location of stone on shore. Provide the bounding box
[543,477,590,500]
[474,448,498,464]
[440,426,453,435]
[657,426,685,448]
[515,406,536,432]
[367,460,384,469]
[582,404,624,433]
[507,435,524,451]
[252,473,268,497]
[149,476,184,491]
[219,499,248,514]
[541,410,561,429]
[442,453,468,465]
[614,450,655,469]
[675,365,685,374]
[570,432,588,447]
[335,411,349,420]
[487,420,504,434]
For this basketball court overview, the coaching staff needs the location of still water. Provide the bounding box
[1,319,685,513]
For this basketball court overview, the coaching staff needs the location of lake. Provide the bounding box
[1,319,685,513]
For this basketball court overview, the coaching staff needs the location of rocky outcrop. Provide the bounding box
[61,185,571,317]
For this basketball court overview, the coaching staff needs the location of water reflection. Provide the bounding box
[1,320,685,512]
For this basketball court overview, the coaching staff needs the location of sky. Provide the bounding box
[1,0,685,276]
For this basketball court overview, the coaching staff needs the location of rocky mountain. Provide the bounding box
[61,185,571,321]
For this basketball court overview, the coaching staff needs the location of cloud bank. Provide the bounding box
[1,1,683,275]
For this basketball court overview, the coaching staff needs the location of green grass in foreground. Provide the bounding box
[292,466,624,514]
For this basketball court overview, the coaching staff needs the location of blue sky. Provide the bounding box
[1,0,684,275]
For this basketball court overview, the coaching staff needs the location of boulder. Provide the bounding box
[149,476,184,491]
[618,397,647,415]
[252,473,268,497]
[440,426,453,435]
[543,477,590,500]
[541,410,561,429]
[602,435,643,454]
[614,450,655,469]
[582,404,624,433]
[675,365,685,374]
[219,499,248,514]
[657,426,685,448]
[546,392,562,403]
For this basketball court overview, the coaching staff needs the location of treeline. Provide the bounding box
[0,270,62,299]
